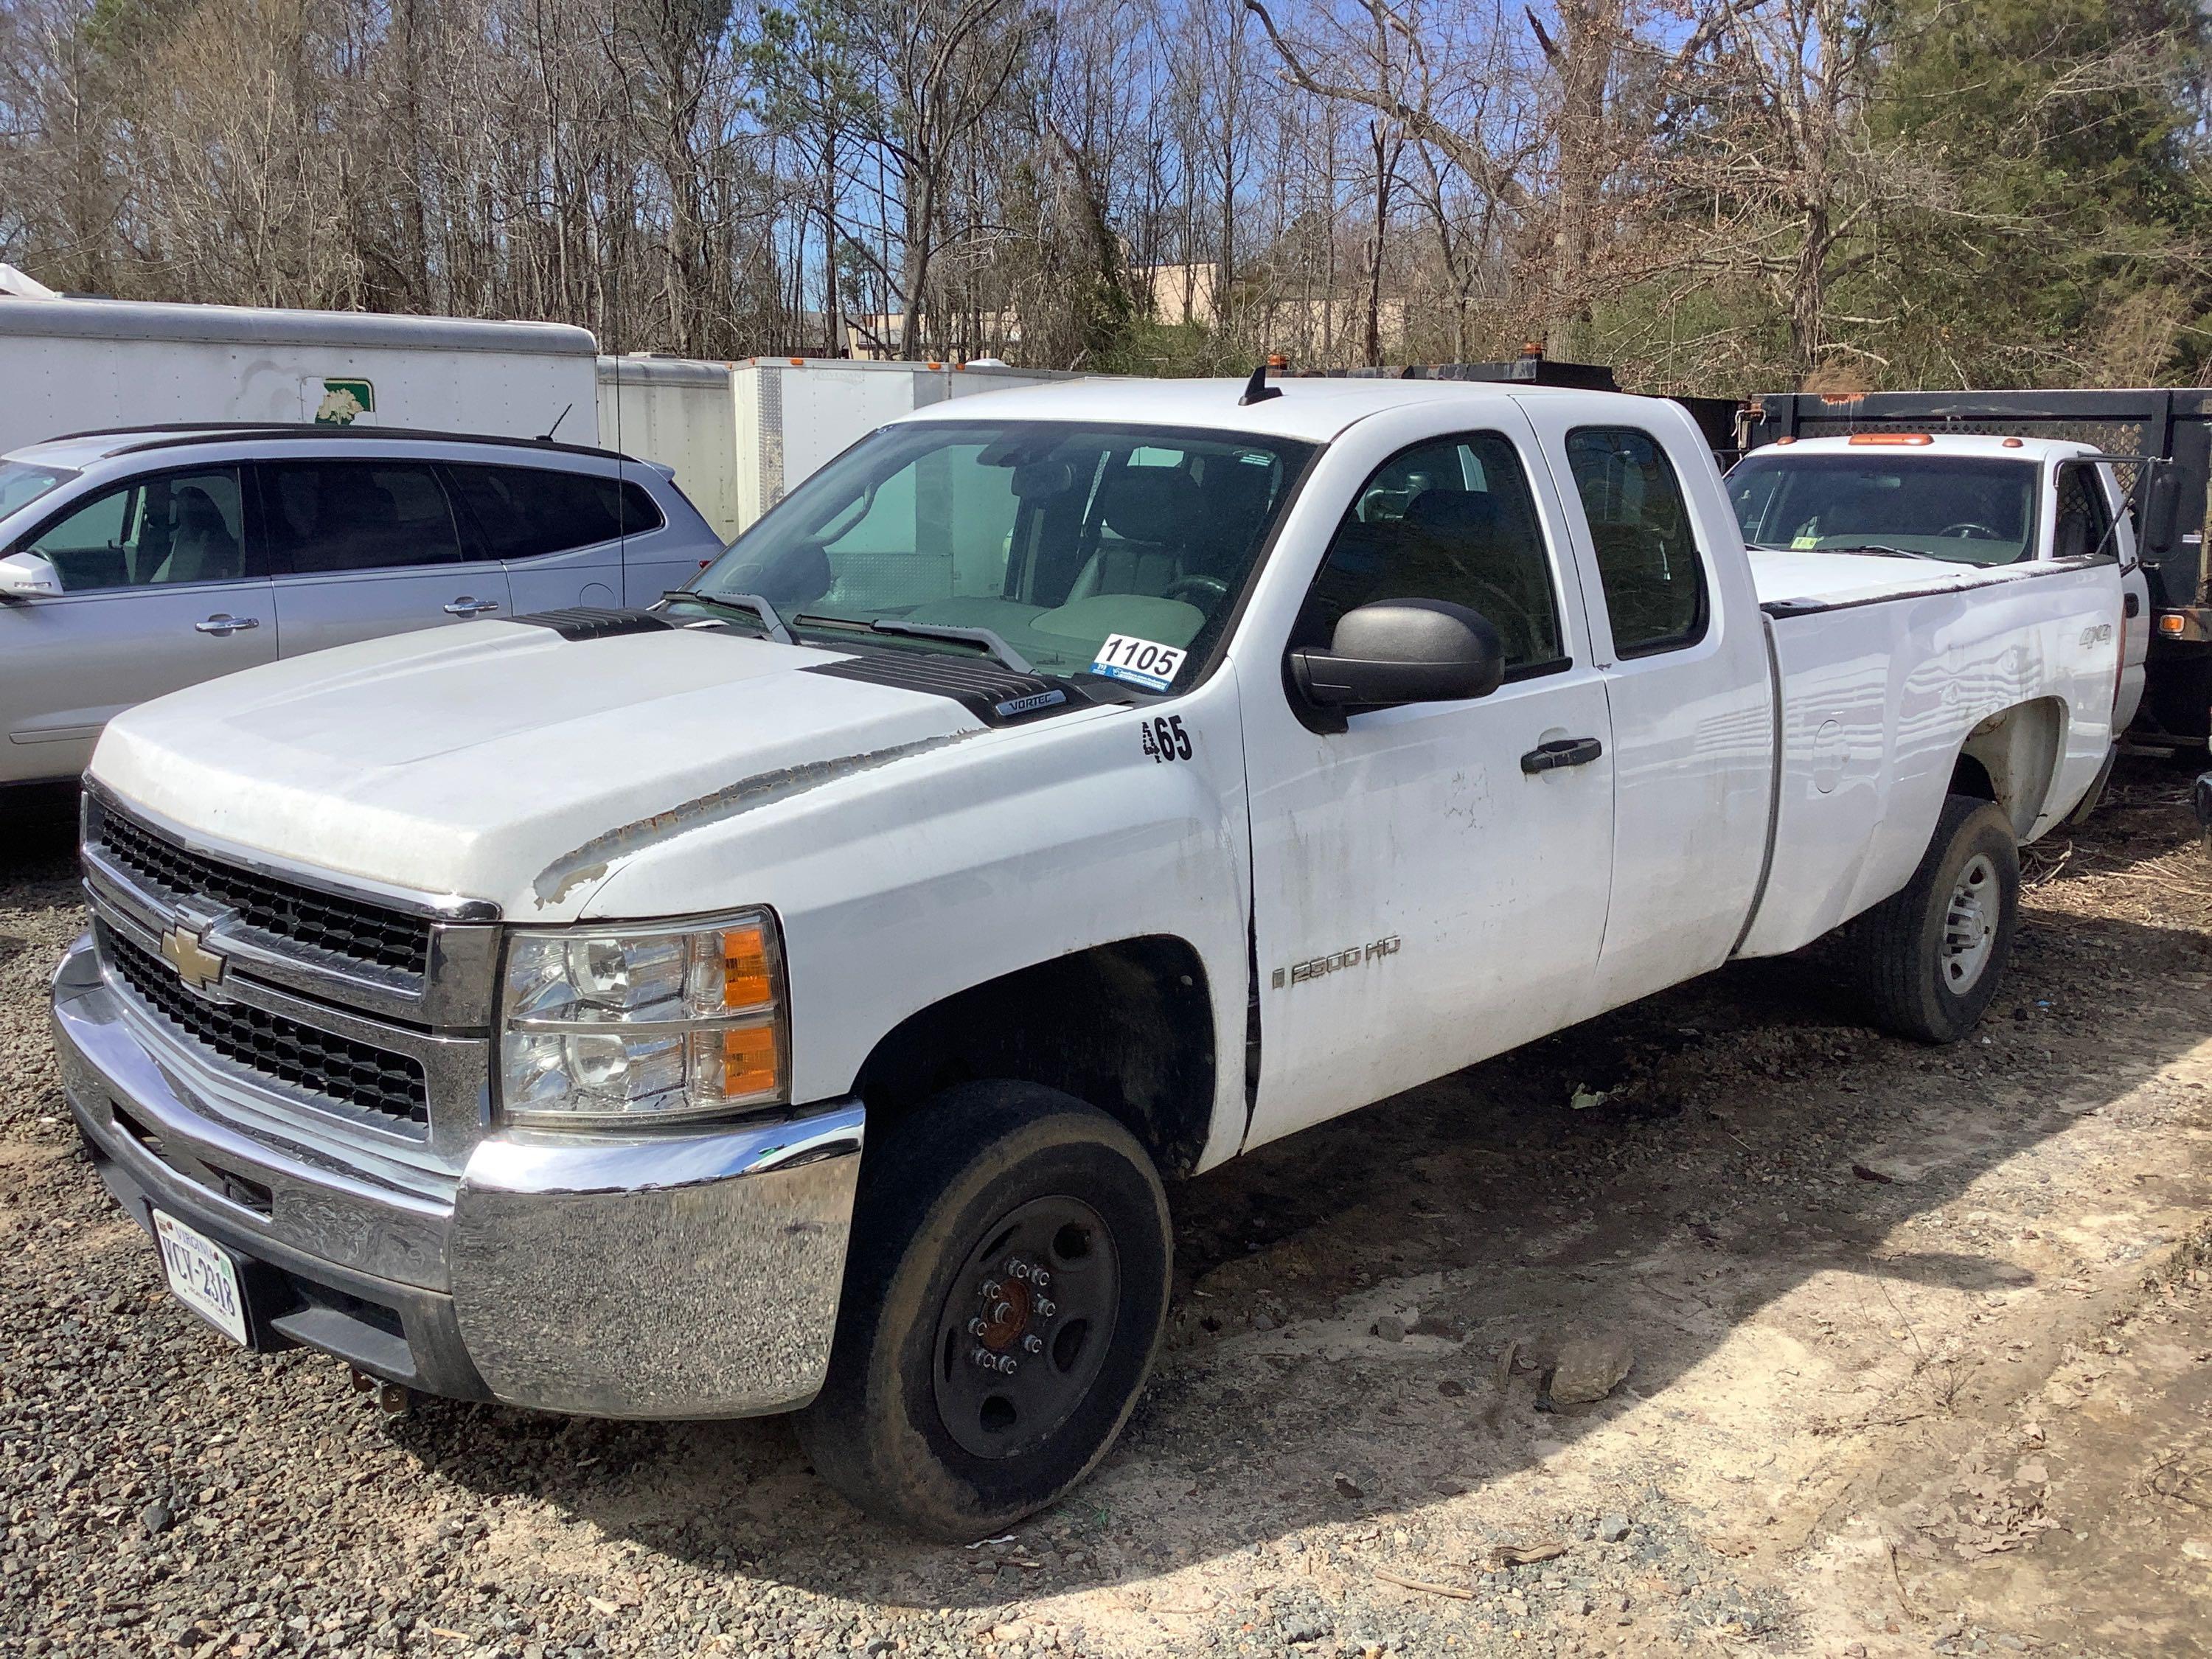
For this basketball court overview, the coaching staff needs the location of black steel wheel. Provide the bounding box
[932,1194,1121,1458]
[797,1082,1171,1540]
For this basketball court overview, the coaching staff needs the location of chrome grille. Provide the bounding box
[101,923,431,1128]
[88,798,433,977]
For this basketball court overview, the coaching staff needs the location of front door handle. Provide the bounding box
[2125,592,2142,619]
[194,614,260,636]
[444,597,501,617]
[1521,736,1604,774]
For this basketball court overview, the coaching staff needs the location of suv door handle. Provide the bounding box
[1521,736,1604,774]
[194,614,260,636]
[443,597,501,617]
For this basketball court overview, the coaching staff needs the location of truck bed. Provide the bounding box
[1736,552,2121,960]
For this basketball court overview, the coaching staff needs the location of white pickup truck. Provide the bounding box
[53,376,2129,1540]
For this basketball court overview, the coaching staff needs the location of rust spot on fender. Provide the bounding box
[531,731,981,905]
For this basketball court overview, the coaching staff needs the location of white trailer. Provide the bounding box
[0,296,599,454]
[597,354,1082,540]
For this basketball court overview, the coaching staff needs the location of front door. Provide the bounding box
[1239,412,1616,1148]
[257,458,512,658]
[1,464,276,784]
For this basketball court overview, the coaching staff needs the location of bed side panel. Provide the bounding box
[1737,568,2115,958]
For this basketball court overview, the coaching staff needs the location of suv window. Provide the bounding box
[261,460,463,574]
[445,465,664,561]
[1296,432,1566,675]
[24,467,248,591]
[1566,426,1707,658]
[2053,462,2116,562]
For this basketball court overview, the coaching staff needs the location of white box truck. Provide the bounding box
[597,354,1082,540]
[0,296,600,453]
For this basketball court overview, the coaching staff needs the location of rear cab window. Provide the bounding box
[1565,427,1708,658]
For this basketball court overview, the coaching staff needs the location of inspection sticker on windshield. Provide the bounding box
[1091,634,1186,692]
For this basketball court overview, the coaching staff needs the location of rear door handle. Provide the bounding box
[444,597,501,617]
[1521,736,1604,774]
[194,614,259,636]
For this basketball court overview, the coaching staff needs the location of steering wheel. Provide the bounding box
[1164,574,1229,608]
[1450,578,1543,653]
[1941,522,2002,541]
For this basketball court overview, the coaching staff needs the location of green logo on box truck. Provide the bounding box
[313,379,375,425]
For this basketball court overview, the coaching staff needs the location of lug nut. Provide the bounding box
[992,1301,1014,1324]
[995,1355,1019,1375]
[967,1317,987,1338]
[971,1347,995,1370]
[1030,1267,1050,1289]
[1034,1298,1056,1319]
[1008,1259,1032,1281]
[1022,1335,1043,1354]
[980,1279,1002,1301]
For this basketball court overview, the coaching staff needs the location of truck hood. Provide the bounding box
[1747,546,2032,609]
[89,619,990,916]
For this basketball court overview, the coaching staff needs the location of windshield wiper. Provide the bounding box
[793,613,1035,675]
[1825,543,1948,562]
[660,590,794,644]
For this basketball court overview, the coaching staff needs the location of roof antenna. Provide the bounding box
[1239,356,1286,406]
[538,402,574,443]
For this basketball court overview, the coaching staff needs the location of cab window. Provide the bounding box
[1566,427,1707,658]
[1296,432,1567,675]
[24,467,248,591]
[2052,462,2116,562]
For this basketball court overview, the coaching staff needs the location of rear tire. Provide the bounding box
[797,1082,1171,1540]
[1847,793,2020,1043]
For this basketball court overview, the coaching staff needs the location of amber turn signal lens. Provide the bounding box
[722,925,774,1011]
[721,1023,779,1098]
[1847,432,1933,445]
[2159,613,2188,635]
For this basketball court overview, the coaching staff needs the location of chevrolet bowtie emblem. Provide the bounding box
[159,923,227,995]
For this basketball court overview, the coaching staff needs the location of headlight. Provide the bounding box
[498,911,787,1127]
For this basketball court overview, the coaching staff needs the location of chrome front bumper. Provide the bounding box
[52,932,866,1419]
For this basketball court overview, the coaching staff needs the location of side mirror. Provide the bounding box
[0,550,63,600]
[2141,466,2180,555]
[1287,598,1506,718]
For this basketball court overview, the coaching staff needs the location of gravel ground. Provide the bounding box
[4,767,2211,1659]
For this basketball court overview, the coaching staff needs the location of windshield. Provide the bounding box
[1728,453,2039,566]
[0,460,75,523]
[695,421,1315,689]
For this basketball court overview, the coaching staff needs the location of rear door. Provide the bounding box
[259,456,512,658]
[443,462,668,612]
[1515,399,1776,1012]
[0,463,275,782]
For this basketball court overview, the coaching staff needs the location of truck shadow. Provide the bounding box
[388,796,2212,1613]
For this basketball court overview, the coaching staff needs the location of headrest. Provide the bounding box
[1403,490,1500,538]
[1100,466,1202,546]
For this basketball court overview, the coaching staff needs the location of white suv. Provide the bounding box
[0,425,724,786]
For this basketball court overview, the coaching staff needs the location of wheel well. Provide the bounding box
[853,937,1217,1178]
[1954,699,2065,840]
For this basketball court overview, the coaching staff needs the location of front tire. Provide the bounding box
[1847,793,2020,1043]
[797,1082,1171,1540]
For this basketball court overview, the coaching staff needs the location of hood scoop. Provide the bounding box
[512,608,676,641]
[804,651,1091,727]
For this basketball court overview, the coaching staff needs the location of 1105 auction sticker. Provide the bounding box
[1090,633,1186,692]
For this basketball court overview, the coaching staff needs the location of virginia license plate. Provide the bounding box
[153,1210,248,1346]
